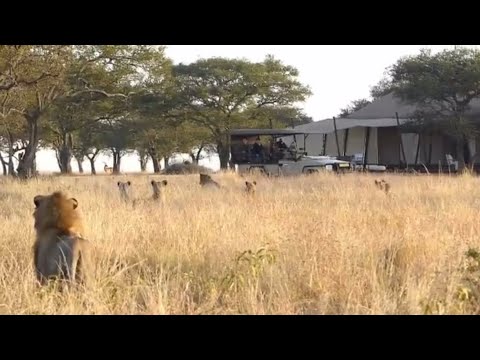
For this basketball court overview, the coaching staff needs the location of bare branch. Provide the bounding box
[0,81,16,91]
[18,72,57,86]
[68,89,134,99]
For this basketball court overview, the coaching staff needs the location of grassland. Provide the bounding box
[1,171,480,314]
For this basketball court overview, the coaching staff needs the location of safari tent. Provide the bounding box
[289,93,480,169]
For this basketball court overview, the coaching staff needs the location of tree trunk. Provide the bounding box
[6,133,17,176]
[217,141,230,170]
[164,156,170,168]
[58,146,73,174]
[463,136,471,166]
[17,112,40,179]
[152,157,161,173]
[88,158,96,175]
[76,156,84,174]
[8,149,16,176]
[86,150,100,175]
[57,133,74,174]
[0,154,7,175]
[55,150,62,171]
[148,147,161,173]
[138,149,148,172]
[456,137,466,171]
[193,143,205,165]
[140,158,147,172]
[8,150,15,176]
[17,145,37,178]
[112,149,122,174]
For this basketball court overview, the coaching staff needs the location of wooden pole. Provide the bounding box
[343,128,350,156]
[396,112,407,168]
[421,133,429,165]
[322,134,327,155]
[363,127,371,171]
[333,117,341,157]
[414,132,421,166]
[428,142,432,165]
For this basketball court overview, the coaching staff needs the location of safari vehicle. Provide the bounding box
[229,128,351,176]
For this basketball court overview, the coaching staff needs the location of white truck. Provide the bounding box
[229,128,352,176]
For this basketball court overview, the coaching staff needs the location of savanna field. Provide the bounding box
[1,171,480,315]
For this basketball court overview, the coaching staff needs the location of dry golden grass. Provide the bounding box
[1,171,480,314]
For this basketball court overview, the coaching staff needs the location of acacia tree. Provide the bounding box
[0,45,71,177]
[130,101,186,173]
[180,122,215,165]
[130,85,193,173]
[0,109,27,176]
[375,47,480,169]
[6,46,73,178]
[45,95,127,173]
[338,99,371,117]
[369,77,393,100]
[100,117,137,174]
[245,106,313,128]
[73,123,106,175]
[134,125,177,172]
[42,45,171,175]
[0,45,170,178]
[173,55,312,169]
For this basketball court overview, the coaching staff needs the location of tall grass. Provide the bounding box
[0,171,479,314]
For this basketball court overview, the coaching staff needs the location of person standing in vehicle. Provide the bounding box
[240,137,250,162]
[252,137,264,163]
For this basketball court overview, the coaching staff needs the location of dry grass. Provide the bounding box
[1,171,480,314]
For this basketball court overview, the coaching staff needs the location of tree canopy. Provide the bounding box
[338,98,371,117]
[172,55,312,168]
[0,47,313,175]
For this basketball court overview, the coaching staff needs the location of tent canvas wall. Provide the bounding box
[289,127,379,163]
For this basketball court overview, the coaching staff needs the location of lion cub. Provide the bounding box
[32,192,91,287]
[374,179,391,194]
[150,180,168,202]
[245,181,257,195]
[117,181,132,202]
[199,173,220,188]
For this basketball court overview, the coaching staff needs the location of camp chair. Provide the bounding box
[351,153,364,170]
[445,154,459,172]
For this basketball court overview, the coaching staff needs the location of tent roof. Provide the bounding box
[291,117,410,135]
[346,92,480,120]
[289,92,480,135]
[346,93,417,119]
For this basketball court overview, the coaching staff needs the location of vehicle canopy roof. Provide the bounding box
[229,128,307,138]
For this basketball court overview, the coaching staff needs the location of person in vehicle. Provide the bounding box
[288,141,297,158]
[252,137,264,163]
[276,138,287,149]
[240,137,250,162]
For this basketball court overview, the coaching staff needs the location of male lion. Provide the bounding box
[32,192,91,287]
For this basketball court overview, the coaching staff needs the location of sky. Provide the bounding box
[10,45,479,173]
